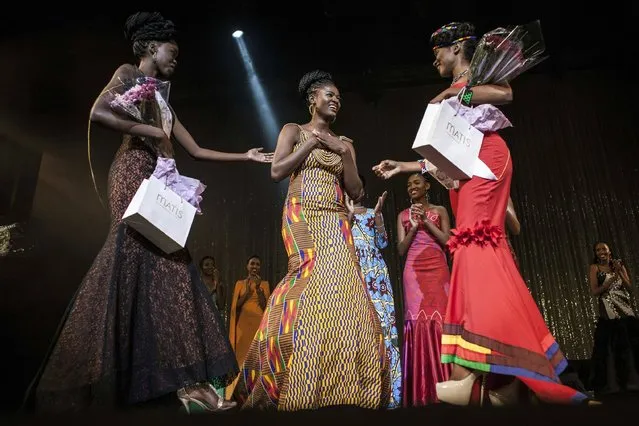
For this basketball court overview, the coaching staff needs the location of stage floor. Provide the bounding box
[5,392,638,426]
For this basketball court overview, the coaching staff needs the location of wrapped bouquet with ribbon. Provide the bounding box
[108,75,173,141]
[412,20,547,187]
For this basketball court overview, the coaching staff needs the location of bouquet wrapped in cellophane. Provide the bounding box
[424,21,547,189]
[460,20,548,105]
[469,20,547,86]
[89,75,175,207]
[107,75,173,139]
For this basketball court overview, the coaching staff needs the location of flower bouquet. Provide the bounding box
[460,20,548,106]
[108,76,172,136]
[109,78,158,122]
[88,75,173,208]
[467,20,547,88]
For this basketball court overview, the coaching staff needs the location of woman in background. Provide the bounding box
[589,242,639,397]
[200,256,227,321]
[226,255,270,399]
[346,176,402,408]
[397,173,451,406]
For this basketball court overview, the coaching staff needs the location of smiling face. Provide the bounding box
[407,173,430,202]
[310,83,341,120]
[432,45,458,78]
[201,257,216,276]
[595,243,611,263]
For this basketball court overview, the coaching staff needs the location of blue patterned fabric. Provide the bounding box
[351,208,402,408]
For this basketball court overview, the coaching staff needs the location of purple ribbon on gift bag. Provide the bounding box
[152,158,207,214]
[443,97,512,132]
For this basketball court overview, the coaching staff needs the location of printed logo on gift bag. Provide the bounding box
[122,176,197,254]
[412,102,483,180]
[446,121,473,147]
[155,193,184,219]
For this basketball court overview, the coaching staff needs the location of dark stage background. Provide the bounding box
[1,0,637,412]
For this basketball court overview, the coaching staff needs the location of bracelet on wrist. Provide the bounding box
[418,159,429,175]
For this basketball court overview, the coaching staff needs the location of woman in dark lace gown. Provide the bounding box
[589,241,639,397]
[24,12,271,413]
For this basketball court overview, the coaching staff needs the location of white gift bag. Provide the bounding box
[412,101,487,181]
[122,175,196,254]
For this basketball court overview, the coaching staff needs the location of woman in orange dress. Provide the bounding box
[226,255,270,399]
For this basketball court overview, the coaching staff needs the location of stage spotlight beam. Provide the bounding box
[233,34,279,148]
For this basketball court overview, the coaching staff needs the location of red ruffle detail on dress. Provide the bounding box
[446,220,503,254]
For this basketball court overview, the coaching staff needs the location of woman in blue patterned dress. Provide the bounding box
[346,176,402,408]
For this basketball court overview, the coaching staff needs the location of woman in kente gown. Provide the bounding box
[589,241,639,397]
[346,178,402,408]
[234,70,390,410]
[397,173,451,406]
[24,11,271,413]
[373,22,587,405]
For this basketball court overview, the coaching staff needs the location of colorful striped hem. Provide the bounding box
[441,354,587,404]
[442,325,566,379]
[441,354,560,384]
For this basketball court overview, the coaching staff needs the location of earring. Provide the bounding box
[152,52,158,62]
[308,104,316,116]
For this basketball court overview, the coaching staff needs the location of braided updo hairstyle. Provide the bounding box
[124,12,177,58]
[430,22,478,62]
[298,70,334,106]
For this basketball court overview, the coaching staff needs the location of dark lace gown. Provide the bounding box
[24,83,238,411]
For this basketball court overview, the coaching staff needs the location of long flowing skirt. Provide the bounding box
[444,134,586,404]
[24,142,238,411]
[402,243,451,406]
[234,167,390,410]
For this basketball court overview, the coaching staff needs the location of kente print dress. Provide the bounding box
[351,208,402,408]
[235,125,390,410]
[440,81,587,403]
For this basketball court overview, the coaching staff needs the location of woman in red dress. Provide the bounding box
[373,22,586,405]
[397,173,451,406]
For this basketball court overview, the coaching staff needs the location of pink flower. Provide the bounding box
[109,80,158,120]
